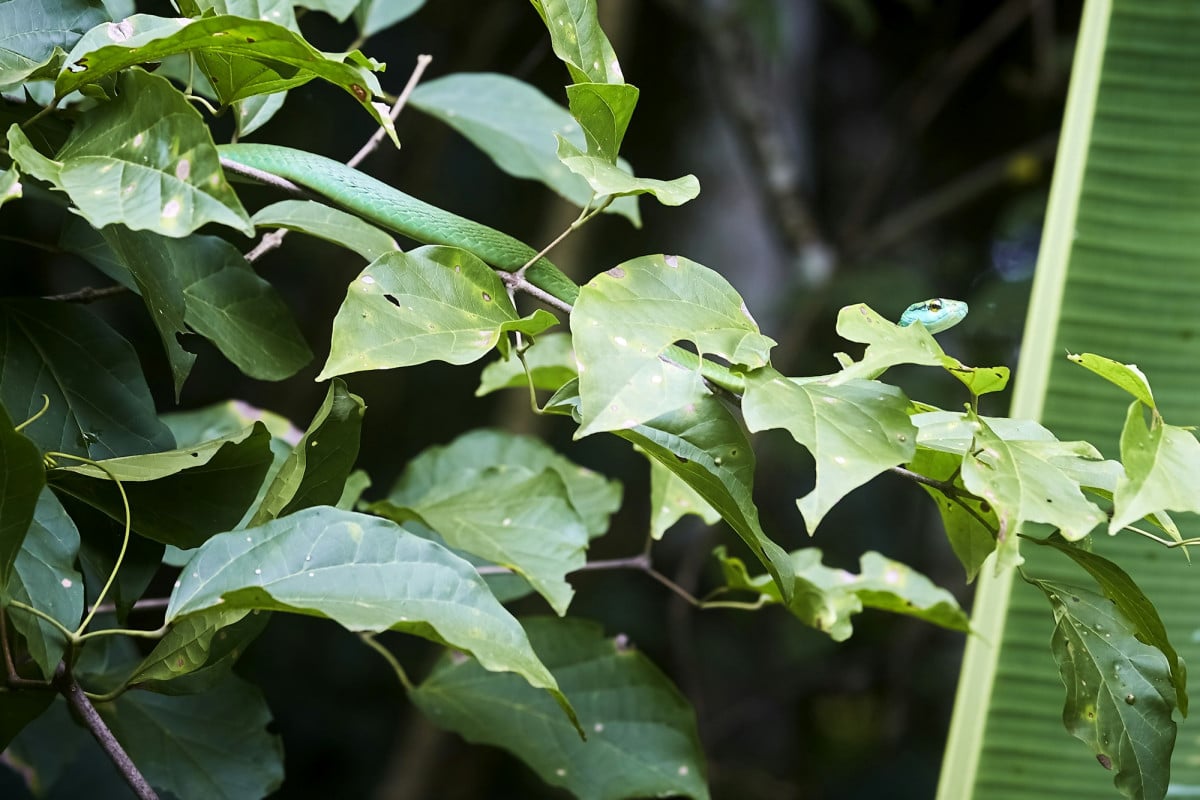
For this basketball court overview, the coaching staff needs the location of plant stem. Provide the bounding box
[361,634,414,692]
[55,663,159,800]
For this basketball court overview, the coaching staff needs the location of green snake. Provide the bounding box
[217,144,968,387]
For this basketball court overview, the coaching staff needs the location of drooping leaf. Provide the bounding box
[1031,536,1187,717]
[0,403,44,587]
[413,617,709,800]
[57,13,394,139]
[3,489,82,679]
[0,0,107,91]
[648,457,719,540]
[1110,399,1200,535]
[557,137,699,206]
[0,299,175,459]
[12,70,254,237]
[741,366,916,533]
[1029,578,1177,800]
[96,674,284,799]
[250,199,399,261]
[717,547,970,641]
[410,73,639,223]
[476,331,578,396]
[127,608,269,695]
[1068,353,1156,409]
[249,379,364,526]
[572,254,774,438]
[547,379,796,603]
[166,506,580,731]
[529,0,624,85]
[48,423,273,548]
[320,246,559,379]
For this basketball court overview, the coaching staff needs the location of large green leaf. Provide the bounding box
[412,617,709,800]
[1030,579,1177,800]
[409,73,639,223]
[10,69,254,237]
[96,674,284,799]
[0,403,44,587]
[547,379,797,603]
[0,299,175,459]
[320,246,559,379]
[565,82,639,163]
[1110,399,1200,535]
[2,488,82,679]
[0,0,107,91]
[556,136,699,207]
[249,379,364,526]
[369,429,618,613]
[167,506,580,730]
[48,423,273,548]
[56,13,394,138]
[572,254,774,438]
[249,199,399,261]
[529,0,624,85]
[717,547,970,641]
[741,366,916,533]
[940,3,1200,798]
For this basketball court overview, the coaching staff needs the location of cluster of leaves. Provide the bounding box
[0,1,1194,798]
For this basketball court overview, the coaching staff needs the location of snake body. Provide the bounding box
[217,145,968,391]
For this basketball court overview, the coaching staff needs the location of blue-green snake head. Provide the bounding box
[898,298,968,334]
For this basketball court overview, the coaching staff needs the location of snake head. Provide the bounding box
[898,298,968,334]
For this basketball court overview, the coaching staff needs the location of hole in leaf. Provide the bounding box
[384,294,401,308]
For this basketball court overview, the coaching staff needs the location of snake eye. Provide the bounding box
[928,300,942,311]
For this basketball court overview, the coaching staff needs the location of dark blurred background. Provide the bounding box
[1,0,1077,797]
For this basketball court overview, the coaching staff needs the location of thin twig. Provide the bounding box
[55,663,159,800]
[360,634,414,692]
[500,272,573,314]
[241,54,433,264]
[890,465,998,536]
[1,607,51,689]
[87,596,171,617]
[42,285,128,303]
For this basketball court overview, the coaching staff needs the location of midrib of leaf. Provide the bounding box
[940,1,1200,798]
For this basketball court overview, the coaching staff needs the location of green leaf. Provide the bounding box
[1029,578,1177,800]
[960,410,1108,555]
[25,69,254,236]
[830,303,1008,394]
[906,445,997,582]
[96,674,284,799]
[529,0,624,85]
[0,403,45,588]
[353,0,424,38]
[1068,353,1156,409]
[648,457,719,539]
[166,506,580,731]
[0,166,21,207]
[0,299,176,459]
[250,199,399,261]
[320,246,559,379]
[249,379,364,526]
[387,429,620,539]
[1110,399,1200,535]
[0,0,107,91]
[296,0,357,22]
[413,616,709,800]
[57,13,395,140]
[565,82,639,162]
[572,254,773,437]
[548,380,796,603]
[741,366,916,533]
[3,489,82,678]
[557,136,699,206]
[476,331,578,396]
[410,73,640,224]
[48,423,274,548]
[1030,536,1187,717]
[127,608,269,694]
[717,547,970,641]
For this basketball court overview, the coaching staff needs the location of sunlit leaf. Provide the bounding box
[476,332,577,396]
[1068,353,1156,409]
[648,457,719,540]
[250,199,399,261]
[557,137,699,206]
[1110,399,1200,536]
[529,0,623,85]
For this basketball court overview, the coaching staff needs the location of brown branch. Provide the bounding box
[55,663,158,800]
